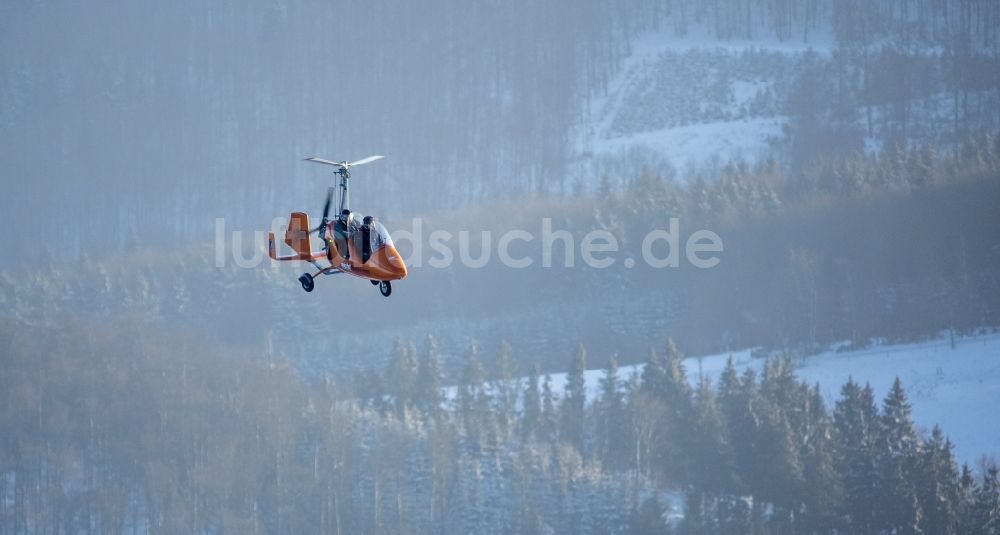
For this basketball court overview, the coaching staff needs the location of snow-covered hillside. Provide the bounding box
[544,332,1000,466]
[570,21,1000,187]
[571,27,833,179]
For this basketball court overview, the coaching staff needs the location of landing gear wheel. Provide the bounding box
[299,273,315,293]
[379,280,392,297]
[371,279,380,286]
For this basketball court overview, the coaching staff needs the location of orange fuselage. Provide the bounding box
[325,226,407,282]
[269,211,406,282]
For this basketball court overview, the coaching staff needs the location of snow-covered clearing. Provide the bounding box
[570,25,833,176]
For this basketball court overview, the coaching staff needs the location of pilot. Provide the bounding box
[361,215,374,263]
[335,209,353,260]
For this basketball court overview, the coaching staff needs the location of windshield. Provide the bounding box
[373,221,393,249]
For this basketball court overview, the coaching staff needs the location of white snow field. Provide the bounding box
[543,332,1000,466]
[570,25,835,178]
[795,334,1000,466]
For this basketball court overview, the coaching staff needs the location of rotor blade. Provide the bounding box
[304,157,346,167]
[347,155,384,167]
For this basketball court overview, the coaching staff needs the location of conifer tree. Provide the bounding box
[596,356,628,470]
[757,403,805,528]
[540,374,559,446]
[662,338,692,412]
[386,338,418,418]
[716,355,740,411]
[416,335,444,418]
[916,426,960,535]
[521,364,542,443]
[640,347,668,398]
[560,344,587,453]
[834,378,882,533]
[688,377,734,495]
[972,465,1000,535]
[717,357,750,496]
[757,359,806,526]
[799,384,843,533]
[493,339,518,438]
[878,377,922,534]
[957,464,980,534]
[458,341,488,451]
[640,337,693,484]
[731,368,770,530]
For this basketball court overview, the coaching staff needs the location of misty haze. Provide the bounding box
[2,1,1000,534]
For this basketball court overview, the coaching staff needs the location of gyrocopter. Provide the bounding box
[268,155,407,296]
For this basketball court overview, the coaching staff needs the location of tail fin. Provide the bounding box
[284,212,313,257]
[269,213,326,262]
[269,232,279,260]
[269,231,304,261]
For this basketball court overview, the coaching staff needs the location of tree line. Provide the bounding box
[3,314,998,534]
[595,133,1000,356]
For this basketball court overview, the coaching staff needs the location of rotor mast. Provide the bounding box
[303,155,384,216]
[337,166,350,213]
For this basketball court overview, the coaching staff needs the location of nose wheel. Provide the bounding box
[299,273,315,292]
[379,280,392,297]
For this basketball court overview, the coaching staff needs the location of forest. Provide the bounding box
[2,136,999,531]
[3,133,998,377]
[2,315,999,534]
[2,0,1000,256]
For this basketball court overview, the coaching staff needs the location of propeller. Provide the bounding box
[310,186,336,239]
[304,155,384,170]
